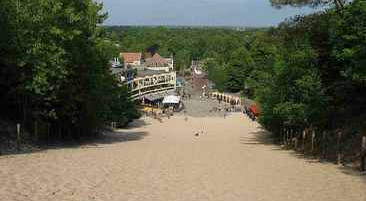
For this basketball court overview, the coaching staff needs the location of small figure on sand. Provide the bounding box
[195,129,207,137]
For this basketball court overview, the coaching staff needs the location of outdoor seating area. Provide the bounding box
[211,92,242,106]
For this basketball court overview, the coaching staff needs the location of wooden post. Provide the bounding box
[0,135,2,155]
[289,129,292,146]
[361,136,366,172]
[47,123,50,145]
[322,131,327,159]
[294,133,298,151]
[337,131,342,165]
[58,124,62,141]
[311,130,315,153]
[283,127,287,145]
[34,120,38,143]
[302,130,306,154]
[16,123,21,152]
[289,129,292,147]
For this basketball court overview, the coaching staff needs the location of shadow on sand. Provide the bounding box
[43,130,149,152]
[240,129,276,146]
[241,127,366,183]
[83,130,148,146]
[0,121,149,158]
[125,119,151,129]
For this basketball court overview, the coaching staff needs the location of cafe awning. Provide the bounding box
[162,95,181,104]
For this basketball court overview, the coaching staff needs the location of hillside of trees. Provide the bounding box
[0,0,139,146]
[106,0,366,162]
[105,26,268,73]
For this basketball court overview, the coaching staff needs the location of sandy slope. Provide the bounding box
[0,114,365,201]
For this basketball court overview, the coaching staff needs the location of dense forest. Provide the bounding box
[0,0,139,145]
[105,26,266,72]
[106,0,366,161]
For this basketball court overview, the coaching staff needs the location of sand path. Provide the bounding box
[1,114,365,201]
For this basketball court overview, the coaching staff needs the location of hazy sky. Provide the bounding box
[98,0,317,27]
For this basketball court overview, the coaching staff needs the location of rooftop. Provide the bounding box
[120,52,142,63]
[145,53,169,67]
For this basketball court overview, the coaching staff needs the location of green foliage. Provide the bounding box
[258,0,366,135]
[105,26,259,72]
[205,59,227,92]
[0,0,139,141]
[270,0,345,9]
[330,0,366,81]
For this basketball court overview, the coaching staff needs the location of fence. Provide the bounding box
[0,123,24,155]
[281,127,366,172]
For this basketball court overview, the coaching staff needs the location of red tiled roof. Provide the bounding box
[120,52,142,64]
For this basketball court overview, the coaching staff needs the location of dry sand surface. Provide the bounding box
[1,114,366,201]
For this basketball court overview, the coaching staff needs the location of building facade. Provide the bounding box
[113,52,177,101]
[127,71,177,100]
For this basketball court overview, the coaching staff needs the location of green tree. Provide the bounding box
[330,0,366,81]
[270,0,346,9]
[0,0,139,141]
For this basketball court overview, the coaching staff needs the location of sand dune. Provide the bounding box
[1,113,365,201]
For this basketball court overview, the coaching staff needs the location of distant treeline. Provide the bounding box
[105,26,264,74]
[105,0,366,163]
[105,25,271,31]
[0,0,139,145]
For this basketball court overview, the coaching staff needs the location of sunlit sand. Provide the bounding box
[1,113,365,201]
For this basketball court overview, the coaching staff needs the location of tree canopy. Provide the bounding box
[270,0,346,8]
[0,0,139,142]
